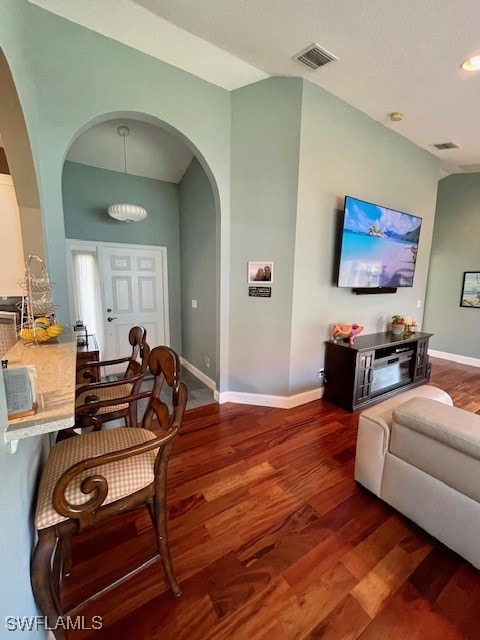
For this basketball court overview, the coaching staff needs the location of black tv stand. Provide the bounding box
[353,287,397,295]
[323,331,432,412]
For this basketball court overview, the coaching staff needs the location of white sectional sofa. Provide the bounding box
[354,384,480,570]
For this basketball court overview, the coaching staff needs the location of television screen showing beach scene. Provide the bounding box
[338,197,422,288]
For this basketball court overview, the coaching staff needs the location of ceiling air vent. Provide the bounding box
[433,141,461,150]
[294,43,338,70]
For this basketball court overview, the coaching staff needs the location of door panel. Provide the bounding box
[138,277,157,313]
[137,256,155,271]
[110,254,131,270]
[112,276,133,313]
[141,321,160,347]
[113,323,132,359]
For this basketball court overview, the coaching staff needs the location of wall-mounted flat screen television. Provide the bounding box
[338,196,422,290]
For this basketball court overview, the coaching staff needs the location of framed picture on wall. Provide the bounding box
[460,272,480,308]
[248,261,274,284]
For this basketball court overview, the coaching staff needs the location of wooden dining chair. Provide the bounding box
[71,326,150,436]
[31,346,187,640]
[76,326,148,384]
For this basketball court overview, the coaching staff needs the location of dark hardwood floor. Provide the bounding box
[63,356,480,639]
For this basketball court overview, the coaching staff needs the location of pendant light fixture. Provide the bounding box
[107,125,148,223]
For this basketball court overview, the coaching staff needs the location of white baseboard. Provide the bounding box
[217,386,324,409]
[180,358,325,409]
[180,360,324,409]
[180,358,216,391]
[429,349,480,368]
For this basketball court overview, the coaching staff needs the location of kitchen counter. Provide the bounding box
[3,329,77,449]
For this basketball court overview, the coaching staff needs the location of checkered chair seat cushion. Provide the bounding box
[35,427,158,529]
[76,382,133,414]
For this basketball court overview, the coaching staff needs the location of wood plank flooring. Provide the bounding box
[62,356,480,639]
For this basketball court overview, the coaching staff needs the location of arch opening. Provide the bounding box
[62,111,222,396]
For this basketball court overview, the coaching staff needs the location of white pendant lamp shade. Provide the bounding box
[107,125,148,223]
[108,203,148,222]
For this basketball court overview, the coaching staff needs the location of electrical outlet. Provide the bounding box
[205,356,210,368]
[192,299,197,308]
[416,300,422,308]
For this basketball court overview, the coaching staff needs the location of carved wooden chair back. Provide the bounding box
[76,325,149,384]
[72,326,150,434]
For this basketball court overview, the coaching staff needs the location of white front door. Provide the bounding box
[98,244,169,367]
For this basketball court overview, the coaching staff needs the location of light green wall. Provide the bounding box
[63,161,182,353]
[289,81,440,393]
[230,77,303,395]
[0,369,44,637]
[179,157,217,380]
[424,173,480,358]
[2,0,231,387]
[229,76,440,397]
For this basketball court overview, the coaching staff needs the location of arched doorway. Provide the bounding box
[61,113,221,402]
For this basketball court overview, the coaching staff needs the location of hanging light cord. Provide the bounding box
[123,131,128,174]
[120,126,129,199]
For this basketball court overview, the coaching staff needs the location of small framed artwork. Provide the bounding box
[248,261,274,284]
[460,272,480,308]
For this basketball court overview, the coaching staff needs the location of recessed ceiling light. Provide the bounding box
[461,55,480,71]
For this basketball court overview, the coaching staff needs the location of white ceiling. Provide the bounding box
[29,0,480,174]
[66,119,193,183]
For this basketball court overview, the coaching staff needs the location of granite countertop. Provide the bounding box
[4,329,77,443]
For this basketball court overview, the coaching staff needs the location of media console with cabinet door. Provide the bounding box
[323,331,432,412]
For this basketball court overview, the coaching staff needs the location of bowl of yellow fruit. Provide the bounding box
[20,316,63,344]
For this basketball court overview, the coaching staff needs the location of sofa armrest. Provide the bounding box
[354,410,392,496]
[354,385,453,496]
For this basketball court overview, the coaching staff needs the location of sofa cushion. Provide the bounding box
[76,382,134,414]
[35,427,158,529]
[391,398,480,503]
[359,385,453,434]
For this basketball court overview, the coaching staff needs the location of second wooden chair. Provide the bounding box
[74,326,150,434]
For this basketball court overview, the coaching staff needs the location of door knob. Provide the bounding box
[107,316,118,322]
